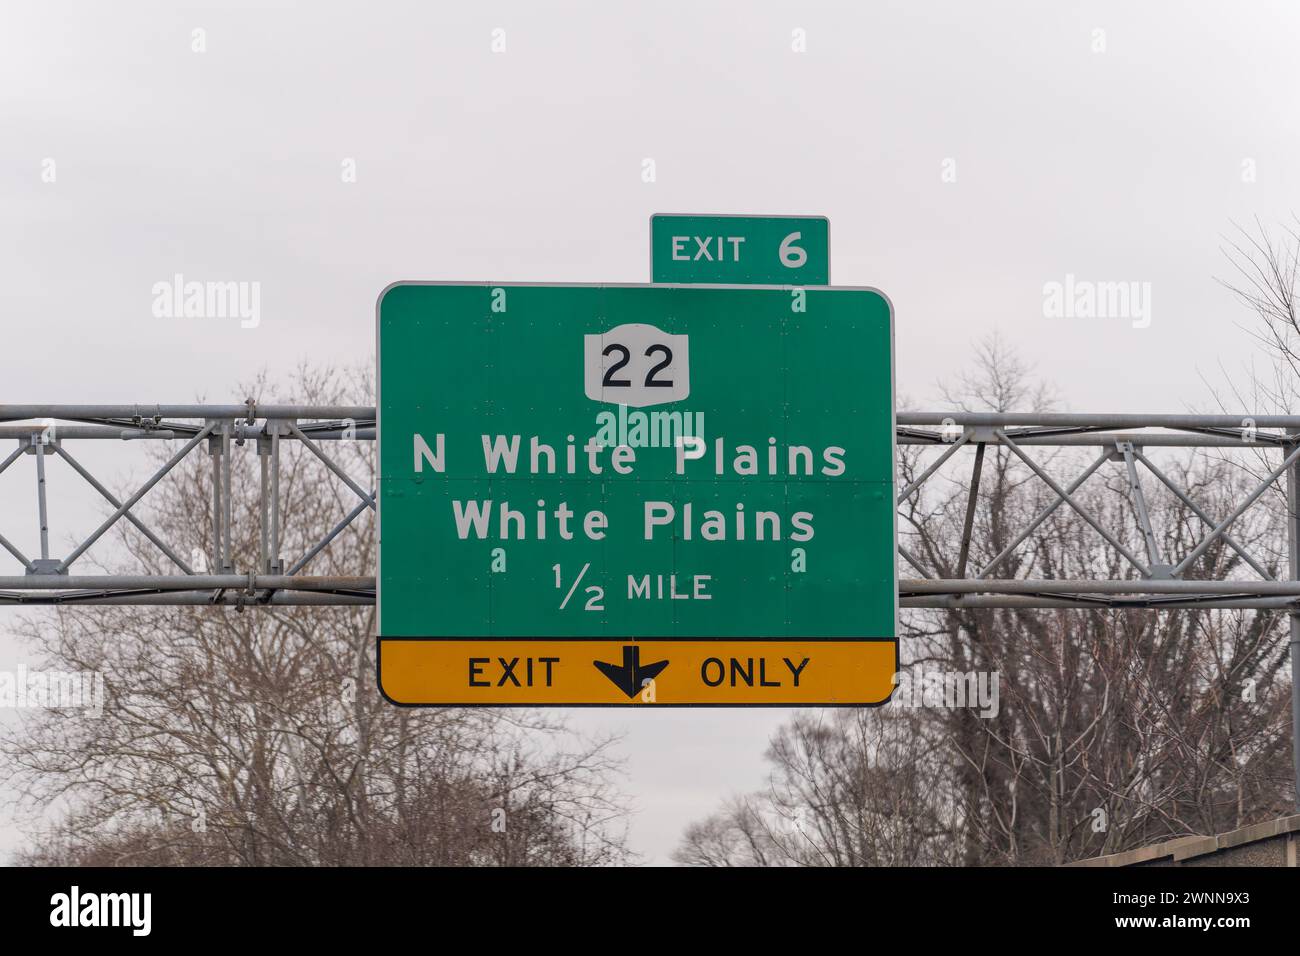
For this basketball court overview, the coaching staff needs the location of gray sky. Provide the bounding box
[2,0,1298,863]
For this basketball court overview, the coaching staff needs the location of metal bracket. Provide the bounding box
[259,418,295,449]
[1108,440,1142,461]
[20,431,60,453]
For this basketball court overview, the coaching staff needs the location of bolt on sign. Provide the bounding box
[376,282,896,706]
[650,214,830,285]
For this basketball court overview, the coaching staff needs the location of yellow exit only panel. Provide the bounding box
[378,639,898,707]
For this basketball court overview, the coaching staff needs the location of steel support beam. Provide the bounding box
[56,423,216,573]
[1120,442,1162,569]
[0,404,373,421]
[0,574,373,594]
[1289,427,1300,812]
[286,493,374,575]
[53,445,193,574]
[903,594,1300,610]
[898,431,970,502]
[955,443,985,578]
[33,438,50,564]
[1134,449,1275,580]
[285,422,373,509]
[997,435,1151,576]
[898,411,1300,429]
[1171,442,1300,577]
[976,451,1111,579]
[904,578,1300,595]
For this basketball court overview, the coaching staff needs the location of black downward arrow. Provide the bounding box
[593,645,669,699]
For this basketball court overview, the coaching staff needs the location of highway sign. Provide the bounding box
[376,282,895,706]
[650,214,830,285]
[379,639,897,705]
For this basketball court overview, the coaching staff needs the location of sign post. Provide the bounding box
[376,281,895,706]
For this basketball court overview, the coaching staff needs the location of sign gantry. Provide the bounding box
[0,208,1295,802]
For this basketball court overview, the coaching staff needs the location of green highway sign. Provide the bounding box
[376,282,895,706]
[650,214,830,285]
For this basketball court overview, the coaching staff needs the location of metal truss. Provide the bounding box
[2,406,1300,611]
[0,405,375,607]
[897,412,1300,611]
[899,411,1300,814]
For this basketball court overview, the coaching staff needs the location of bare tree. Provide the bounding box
[1,364,634,867]
[1219,216,1300,414]
[677,340,1293,866]
[674,708,960,866]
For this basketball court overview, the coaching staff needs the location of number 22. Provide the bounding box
[601,343,674,388]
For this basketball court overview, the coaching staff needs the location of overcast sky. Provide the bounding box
[2,0,1298,863]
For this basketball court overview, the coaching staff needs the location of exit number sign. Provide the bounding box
[650,214,830,285]
[376,282,895,706]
